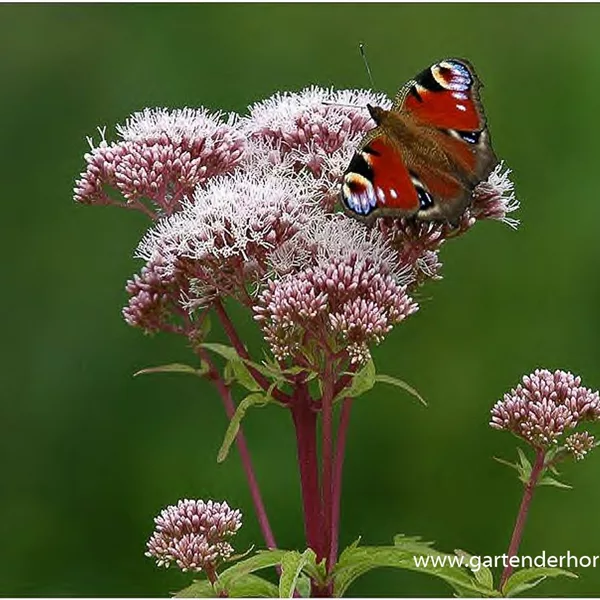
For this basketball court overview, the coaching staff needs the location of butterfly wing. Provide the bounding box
[340,59,497,223]
[340,132,421,218]
[395,58,498,220]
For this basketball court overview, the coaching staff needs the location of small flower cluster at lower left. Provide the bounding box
[146,499,242,574]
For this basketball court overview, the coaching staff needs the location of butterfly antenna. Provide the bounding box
[359,43,375,89]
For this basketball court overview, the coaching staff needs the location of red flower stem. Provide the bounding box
[329,398,353,567]
[499,448,546,590]
[213,299,290,405]
[321,360,335,571]
[290,383,324,560]
[198,348,277,550]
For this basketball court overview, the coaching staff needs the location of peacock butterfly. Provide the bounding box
[340,58,498,223]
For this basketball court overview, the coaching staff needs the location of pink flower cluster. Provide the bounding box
[255,253,417,365]
[490,369,600,452]
[75,84,519,362]
[145,499,242,573]
[74,108,245,216]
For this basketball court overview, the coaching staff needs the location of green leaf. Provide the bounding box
[300,550,327,587]
[333,544,497,598]
[219,549,287,589]
[516,447,532,473]
[295,573,311,598]
[230,359,263,392]
[199,314,212,338]
[454,549,494,590]
[493,456,520,472]
[200,342,242,362]
[175,574,279,598]
[279,550,312,597]
[502,567,577,597]
[393,534,439,555]
[174,580,216,597]
[374,374,427,406]
[336,359,376,401]
[537,475,572,489]
[133,362,208,377]
[495,449,535,485]
[217,393,271,463]
[225,574,279,598]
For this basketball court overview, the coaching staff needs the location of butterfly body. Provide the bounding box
[341,59,498,223]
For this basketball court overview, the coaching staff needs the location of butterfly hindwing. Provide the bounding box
[341,58,498,223]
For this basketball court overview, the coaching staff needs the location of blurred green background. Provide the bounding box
[2,3,600,597]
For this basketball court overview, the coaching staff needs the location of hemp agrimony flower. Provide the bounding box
[491,369,600,591]
[74,108,245,217]
[490,368,600,450]
[146,499,242,575]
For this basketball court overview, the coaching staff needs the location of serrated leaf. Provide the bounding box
[393,534,440,556]
[454,549,494,590]
[279,550,312,597]
[538,475,572,489]
[332,545,497,598]
[374,374,427,406]
[217,393,271,463]
[134,362,208,377]
[502,567,577,597]
[336,359,376,401]
[175,574,279,598]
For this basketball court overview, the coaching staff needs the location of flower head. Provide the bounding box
[243,87,390,210]
[74,108,245,215]
[145,499,242,573]
[122,256,193,334]
[565,431,596,461]
[490,369,600,450]
[254,216,418,364]
[471,162,520,228]
[135,170,319,302]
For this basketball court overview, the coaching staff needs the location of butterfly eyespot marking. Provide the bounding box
[432,60,472,92]
[341,173,377,216]
[376,186,386,203]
